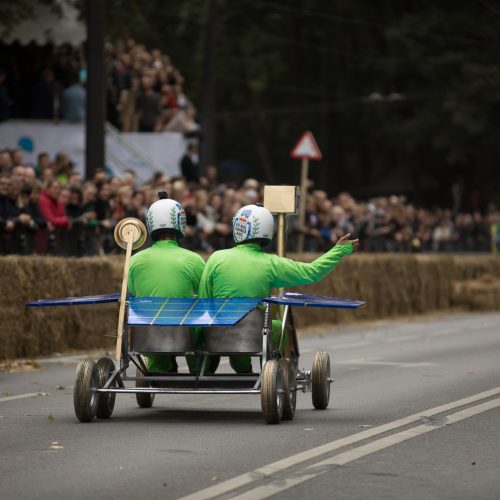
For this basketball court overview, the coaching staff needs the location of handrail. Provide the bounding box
[105,121,164,174]
[106,149,131,175]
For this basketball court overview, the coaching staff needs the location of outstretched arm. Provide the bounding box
[271,233,358,288]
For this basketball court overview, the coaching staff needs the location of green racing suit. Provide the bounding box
[198,241,354,373]
[128,239,205,373]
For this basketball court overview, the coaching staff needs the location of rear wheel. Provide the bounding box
[280,358,296,421]
[261,360,284,424]
[74,359,99,422]
[136,365,155,408]
[95,358,116,419]
[312,351,331,410]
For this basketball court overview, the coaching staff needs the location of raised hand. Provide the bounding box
[336,233,360,252]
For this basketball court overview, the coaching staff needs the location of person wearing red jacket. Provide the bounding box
[38,179,69,253]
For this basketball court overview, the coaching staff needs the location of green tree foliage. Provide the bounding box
[122,0,498,203]
[9,0,500,203]
[0,0,64,36]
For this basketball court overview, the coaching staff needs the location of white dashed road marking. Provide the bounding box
[179,386,500,500]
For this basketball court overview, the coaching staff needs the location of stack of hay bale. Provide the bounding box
[1,254,499,359]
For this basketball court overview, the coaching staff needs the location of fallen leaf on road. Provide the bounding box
[468,369,475,375]
[56,385,65,390]
[211,477,219,481]
[48,414,54,423]
[0,360,41,372]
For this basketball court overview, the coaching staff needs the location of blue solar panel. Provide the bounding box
[127,297,262,327]
[26,291,365,313]
[263,292,366,309]
[26,293,121,307]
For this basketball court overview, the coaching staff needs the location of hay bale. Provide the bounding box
[452,276,500,310]
[453,255,500,281]
[2,253,500,359]
[0,307,29,359]
[286,253,423,327]
[0,256,119,360]
[283,253,498,328]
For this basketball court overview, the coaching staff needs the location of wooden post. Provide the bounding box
[115,226,137,363]
[112,218,147,365]
[276,213,287,297]
[297,157,309,253]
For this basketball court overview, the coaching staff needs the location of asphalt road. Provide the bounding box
[1,312,500,500]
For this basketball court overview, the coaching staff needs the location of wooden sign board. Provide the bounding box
[264,185,301,215]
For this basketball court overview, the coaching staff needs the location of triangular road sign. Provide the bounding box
[290,131,322,160]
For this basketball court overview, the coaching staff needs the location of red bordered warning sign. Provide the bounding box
[290,130,322,160]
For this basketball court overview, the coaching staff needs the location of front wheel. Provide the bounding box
[312,351,331,410]
[136,366,155,408]
[280,358,297,421]
[74,359,99,422]
[95,358,116,419]
[261,360,284,424]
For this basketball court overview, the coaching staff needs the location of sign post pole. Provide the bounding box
[297,157,310,253]
[264,186,301,361]
[290,131,323,253]
[276,213,287,296]
[264,186,300,296]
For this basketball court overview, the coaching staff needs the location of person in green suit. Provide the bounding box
[128,192,204,373]
[198,203,358,373]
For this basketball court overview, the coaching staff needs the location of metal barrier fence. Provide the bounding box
[1,224,499,256]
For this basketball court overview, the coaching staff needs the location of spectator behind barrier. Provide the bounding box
[38,179,69,254]
[0,148,498,257]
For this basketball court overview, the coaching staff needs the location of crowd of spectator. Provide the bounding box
[0,34,199,134]
[1,146,499,257]
[301,191,498,253]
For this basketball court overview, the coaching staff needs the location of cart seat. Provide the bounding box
[130,326,195,354]
[203,308,264,355]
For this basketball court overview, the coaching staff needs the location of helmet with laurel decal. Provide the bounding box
[232,204,275,245]
[146,192,186,241]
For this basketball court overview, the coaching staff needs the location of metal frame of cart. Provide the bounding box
[27,216,365,424]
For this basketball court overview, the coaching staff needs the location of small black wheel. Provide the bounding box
[74,359,99,422]
[280,358,297,421]
[95,358,116,419]
[261,360,284,424]
[136,366,155,408]
[312,351,331,410]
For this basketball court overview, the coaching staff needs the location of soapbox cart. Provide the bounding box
[27,217,365,424]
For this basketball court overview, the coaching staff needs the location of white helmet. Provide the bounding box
[146,192,186,240]
[233,204,275,244]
